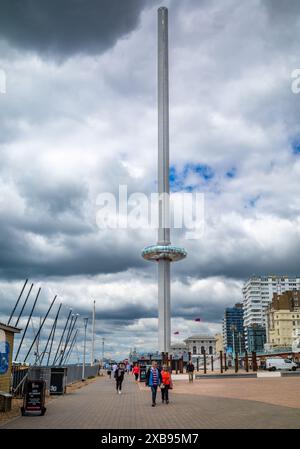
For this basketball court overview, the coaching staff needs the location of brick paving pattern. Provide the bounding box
[2,374,300,429]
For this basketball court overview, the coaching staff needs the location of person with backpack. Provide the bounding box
[145,361,162,407]
[114,363,125,394]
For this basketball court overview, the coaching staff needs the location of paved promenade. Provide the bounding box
[2,375,300,429]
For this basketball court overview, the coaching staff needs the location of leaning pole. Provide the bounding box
[142,7,187,353]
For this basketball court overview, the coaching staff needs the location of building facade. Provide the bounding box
[243,275,300,329]
[215,333,224,353]
[0,322,20,393]
[266,291,300,349]
[183,335,216,356]
[223,303,245,354]
[246,325,266,353]
[243,275,300,350]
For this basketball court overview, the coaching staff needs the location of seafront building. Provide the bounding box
[215,333,224,353]
[242,275,300,350]
[223,303,245,354]
[266,291,300,349]
[183,335,217,356]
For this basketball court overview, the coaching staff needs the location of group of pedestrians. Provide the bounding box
[145,361,173,407]
[105,360,174,405]
[106,360,198,407]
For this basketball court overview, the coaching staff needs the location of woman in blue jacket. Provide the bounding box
[145,361,162,407]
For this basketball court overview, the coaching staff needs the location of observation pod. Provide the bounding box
[142,245,187,262]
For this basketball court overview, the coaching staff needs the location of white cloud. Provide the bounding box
[1,0,300,359]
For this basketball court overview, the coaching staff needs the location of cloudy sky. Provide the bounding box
[1,0,300,362]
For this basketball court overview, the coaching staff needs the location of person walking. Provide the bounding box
[186,360,195,382]
[132,364,140,382]
[112,363,118,377]
[160,365,173,404]
[114,363,125,394]
[107,365,112,379]
[146,361,162,407]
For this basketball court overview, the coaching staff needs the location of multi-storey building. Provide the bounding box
[243,276,300,328]
[222,303,245,353]
[242,275,300,350]
[266,291,300,349]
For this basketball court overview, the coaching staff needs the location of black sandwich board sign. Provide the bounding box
[21,379,46,416]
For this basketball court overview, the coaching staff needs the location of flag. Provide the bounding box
[194,318,201,322]
[174,331,179,335]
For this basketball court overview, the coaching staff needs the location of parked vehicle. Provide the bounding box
[265,358,297,371]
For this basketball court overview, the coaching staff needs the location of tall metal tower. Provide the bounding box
[142,7,187,353]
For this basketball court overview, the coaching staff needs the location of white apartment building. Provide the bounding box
[243,275,300,329]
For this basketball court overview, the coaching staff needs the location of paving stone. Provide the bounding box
[1,374,300,429]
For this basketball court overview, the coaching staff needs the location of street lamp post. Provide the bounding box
[230,324,237,359]
[238,332,242,354]
[102,337,105,368]
[82,317,88,381]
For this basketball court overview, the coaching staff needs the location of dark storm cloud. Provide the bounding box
[95,305,156,321]
[0,0,151,57]
[0,230,143,279]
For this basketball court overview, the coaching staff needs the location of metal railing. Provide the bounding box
[11,365,29,397]
[11,364,99,397]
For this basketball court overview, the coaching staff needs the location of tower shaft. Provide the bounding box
[142,7,186,355]
[158,7,170,353]
[158,6,170,245]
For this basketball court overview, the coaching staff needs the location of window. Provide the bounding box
[201,346,205,354]
[209,346,213,355]
[193,346,197,354]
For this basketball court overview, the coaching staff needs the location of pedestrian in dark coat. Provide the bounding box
[114,363,125,394]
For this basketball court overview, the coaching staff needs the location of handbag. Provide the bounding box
[160,383,165,389]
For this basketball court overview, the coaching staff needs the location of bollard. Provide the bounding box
[220,351,223,373]
[235,353,239,373]
[197,357,199,372]
[252,351,257,372]
[211,355,214,372]
[203,349,207,374]
[245,351,249,372]
[179,357,183,374]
